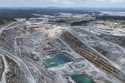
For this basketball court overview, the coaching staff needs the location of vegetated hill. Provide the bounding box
[96,15,125,20]
[0,8,36,24]
[1,7,125,25]
[0,7,98,25]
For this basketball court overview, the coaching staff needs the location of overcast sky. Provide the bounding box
[0,0,125,8]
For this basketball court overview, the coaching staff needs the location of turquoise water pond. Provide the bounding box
[71,74,93,83]
[44,52,73,68]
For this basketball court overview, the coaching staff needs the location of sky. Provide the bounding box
[0,0,125,8]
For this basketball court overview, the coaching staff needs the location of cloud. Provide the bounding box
[0,0,125,7]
